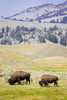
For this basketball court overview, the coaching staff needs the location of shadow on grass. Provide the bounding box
[39,85,60,88]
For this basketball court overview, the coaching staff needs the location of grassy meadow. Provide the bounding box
[0,42,67,100]
[0,68,67,100]
[0,81,67,100]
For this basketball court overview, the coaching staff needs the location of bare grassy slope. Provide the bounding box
[0,41,67,68]
[0,18,67,30]
[0,46,34,67]
[32,42,67,58]
[0,41,67,58]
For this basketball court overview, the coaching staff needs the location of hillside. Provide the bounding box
[0,42,67,68]
[0,18,67,30]
[6,1,67,23]
[0,18,67,46]
[0,41,67,58]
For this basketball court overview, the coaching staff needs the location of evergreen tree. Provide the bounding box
[60,36,66,46]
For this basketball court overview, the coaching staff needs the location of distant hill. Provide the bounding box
[5,1,67,23]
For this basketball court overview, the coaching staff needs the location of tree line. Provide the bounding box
[0,25,67,46]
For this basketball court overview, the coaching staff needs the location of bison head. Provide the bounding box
[39,81,44,86]
[8,78,14,85]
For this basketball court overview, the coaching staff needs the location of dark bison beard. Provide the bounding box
[8,78,15,85]
[39,81,44,86]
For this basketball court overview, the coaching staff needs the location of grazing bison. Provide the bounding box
[8,71,31,85]
[39,74,58,87]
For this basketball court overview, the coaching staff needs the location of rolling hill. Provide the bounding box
[0,41,67,68]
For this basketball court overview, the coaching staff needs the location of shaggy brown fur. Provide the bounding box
[39,74,58,87]
[8,71,31,85]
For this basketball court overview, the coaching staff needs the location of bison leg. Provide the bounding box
[44,82,49,87]
[28,77,30,85]
[29,79,30,85]
[26,79,30,85]
[26,79,28,85]
[56,81,58,87]
[17,79,21,85]
[46,83,49,87]
[54,81,58,87]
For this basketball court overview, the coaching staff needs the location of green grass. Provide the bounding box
[0,80,67,100]
[0,65,67,100]
[12,67,67,72]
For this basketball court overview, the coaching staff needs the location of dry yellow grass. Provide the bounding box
[0,41,67,58]
[0,42,67,69]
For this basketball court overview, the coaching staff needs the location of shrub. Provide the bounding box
[48,25,58,32]
[1,38,11,45]
[15,33,22,42]
[1,28,5,33]
[30,27,37,32]
[0,32,3,38]
[45,33,58,43]
[38,35,46,43]
[21,26,29,32]
[50,20,55,23]
[6,26,10,33]
[58,32,62,35]
[60,36,66,46]
[60,16,67,23]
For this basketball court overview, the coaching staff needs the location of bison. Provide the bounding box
[39,74,58,87]
[8,71,31,85]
